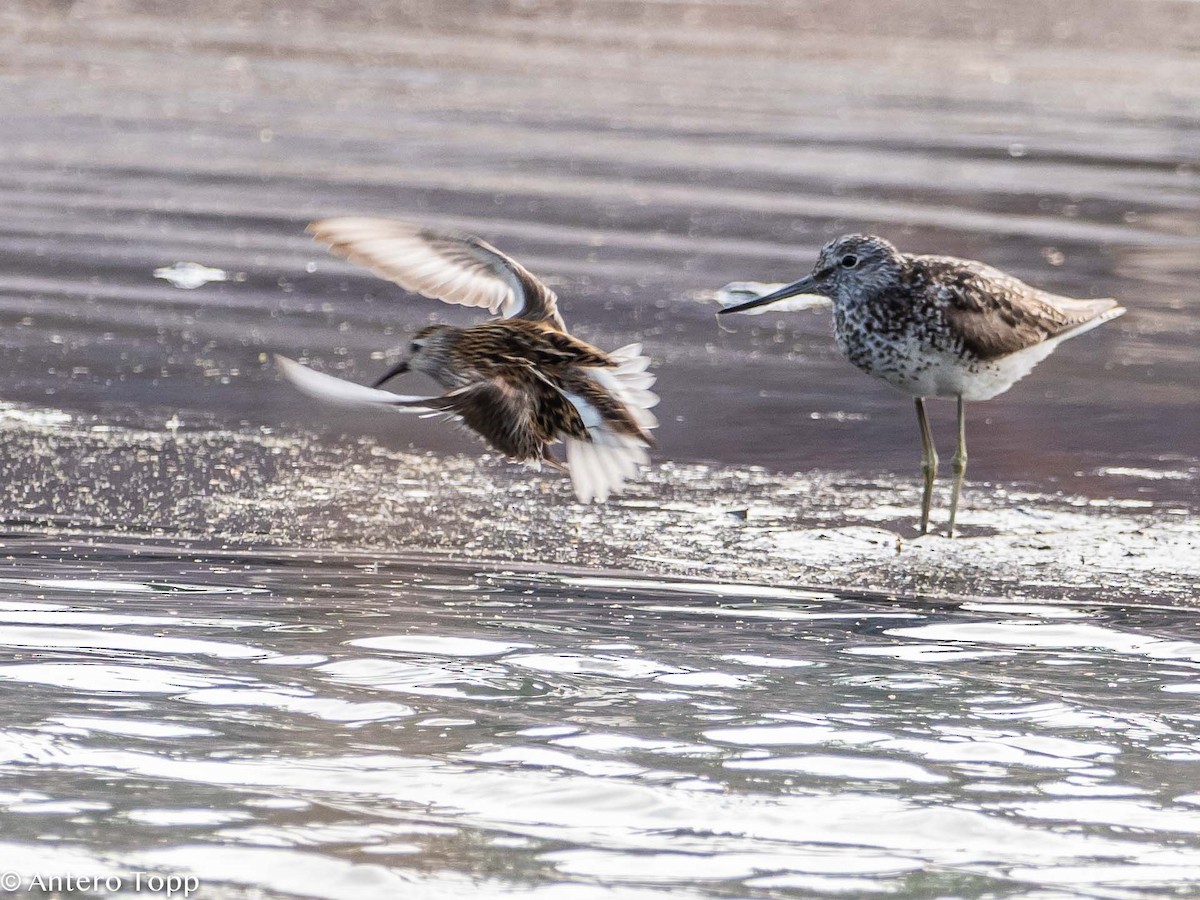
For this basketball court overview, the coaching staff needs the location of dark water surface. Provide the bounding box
[0,1,1198,897]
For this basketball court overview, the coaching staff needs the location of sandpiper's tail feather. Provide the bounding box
[274,355,437,410]
[561,344,658,503]
[589,343,660,431]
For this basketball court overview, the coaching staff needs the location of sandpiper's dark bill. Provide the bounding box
[718,233,1125,536]
[277,218,658,504]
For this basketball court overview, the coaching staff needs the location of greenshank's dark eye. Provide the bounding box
[410,341,422,353]
[840,254,859,269]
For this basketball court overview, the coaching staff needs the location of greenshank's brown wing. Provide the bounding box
[919,256,1122,361]
[307,218,566,330]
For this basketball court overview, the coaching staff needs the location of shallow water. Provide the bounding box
[4,547,1200,897]
[0,0,1199,897]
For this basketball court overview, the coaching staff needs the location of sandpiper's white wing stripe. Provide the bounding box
[307,218,564,328]
[275,356,436,411]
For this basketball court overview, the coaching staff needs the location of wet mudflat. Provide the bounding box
[0,0,1198,897]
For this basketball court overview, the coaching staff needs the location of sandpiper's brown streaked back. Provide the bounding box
[277,218,658,503]
[719,234,1125,536]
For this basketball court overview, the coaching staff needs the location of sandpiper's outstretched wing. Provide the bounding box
[308,218,566,330]
[276,355,548,459]
[920,256,1123,361]
[275,355,439,409]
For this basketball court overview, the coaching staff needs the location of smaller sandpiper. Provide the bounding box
[278,218,658,503]
[719,234,1125,536]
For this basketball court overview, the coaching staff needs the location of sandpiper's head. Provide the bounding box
[718,233,903,315]
[371,324,461,389]
[405,324,460,378]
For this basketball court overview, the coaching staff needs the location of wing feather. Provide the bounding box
[275,355,438,409]
[308,217,566,329]
[276,356,549,462]
[918,256,1123,360]
[436,379,547,461]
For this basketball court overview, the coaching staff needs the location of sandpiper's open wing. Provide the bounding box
[275,355,440,409]
[925,257,1123,361]
[276,356,548,473]
[308,218,566,330]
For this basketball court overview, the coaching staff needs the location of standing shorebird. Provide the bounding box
[277,218,658,503]
[718,234,1124,536]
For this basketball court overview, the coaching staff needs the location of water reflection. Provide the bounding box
[0,549,1196,896]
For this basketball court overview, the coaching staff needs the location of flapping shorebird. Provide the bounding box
[277,218,658,503]
[718,234,1125,536]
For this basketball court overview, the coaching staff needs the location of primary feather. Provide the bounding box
[275,355,437,409]
[308,218,566,330]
